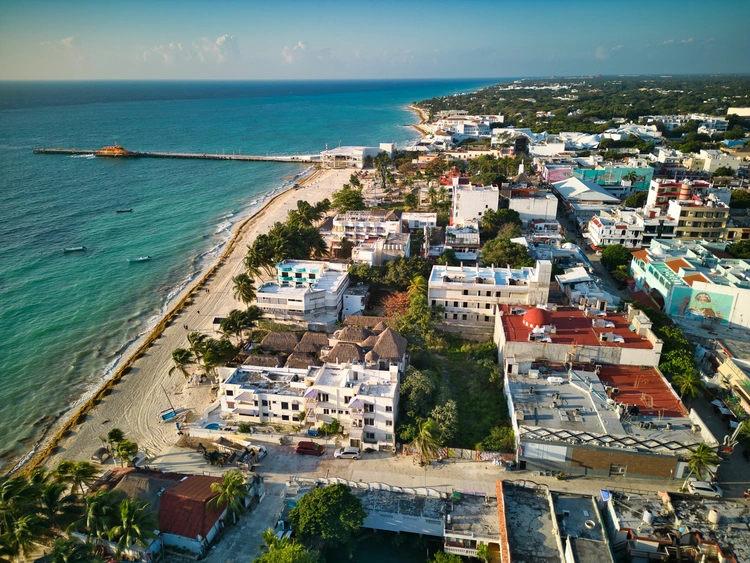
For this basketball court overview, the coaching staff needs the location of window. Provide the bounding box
[444,301,448,307]
[365,432,375,440]
[225,389,234,397]
[485,316,491,322]
[486,291,491,297]
[292,403,299,411]
[282,415,289,421]
[431,300,436,306]
[344,396,351,404]
[338,410,344,414]
[385,406,393,412]
[262,400,269,407]
[485,303,491,309]
[462,302,467,308]
[385,420,393,427]
[495,291,501,297]
[462,314,467,320]
[364,404,374,413]
[308,273,316,280]
[253,400,259,406]
[462,289,468,296]
[695,212,704,218]
[323,408,330,415]
[453,301,459,308]
[453,314,458,319]
[319,393,329,402]
[281,402,289,410]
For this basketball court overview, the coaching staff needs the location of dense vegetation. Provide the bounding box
[416,76,750,135]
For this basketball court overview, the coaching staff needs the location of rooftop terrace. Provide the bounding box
[503,484,561,563]
[429,262,546,287]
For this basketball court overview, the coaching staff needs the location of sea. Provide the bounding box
[0,78,500,470]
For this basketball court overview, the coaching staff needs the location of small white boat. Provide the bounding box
[63,246,86,253]
[127,256,152,262]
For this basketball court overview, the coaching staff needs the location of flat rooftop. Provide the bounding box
[429,263,544,288]
[445,493,499,539]
[224,366,309,397]
[353,488,444,520]
[509,365,707,455]
[311,365,396,398]
[499,306,655,350]
[503,485,560,563]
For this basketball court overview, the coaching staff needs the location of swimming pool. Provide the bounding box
[205,423,221,430]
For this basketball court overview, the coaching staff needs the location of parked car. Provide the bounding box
[334,447,361,460]
[687,481,723,499]
[295,441,325,456]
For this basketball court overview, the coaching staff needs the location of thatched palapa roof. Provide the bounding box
[334,325,372,343]
[294,331,329,354]
[365,350,380,363]
[372,321,389,333]
[285,352,322,370]
[344,315,389,328]
[261,331,301,354]
[326,342,365,364]
[361,335,379,349]
[371,327,407,362]
[243,354,285,368]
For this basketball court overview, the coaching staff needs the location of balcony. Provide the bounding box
[350,410,364,420]
[349,426,363,439]
[444,545,479,558]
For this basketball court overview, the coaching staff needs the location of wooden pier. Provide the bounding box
[33,148,317,163]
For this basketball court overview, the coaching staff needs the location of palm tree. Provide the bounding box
[108,499,158,553]
[187,331,208,369]
[407,275,428,297]
[49,538,104,563]
[3,513,47,562]
[56,461,98,498]
[623,171,638,185]
[202,338,239,377]
[209,470,248,525]
[115,440,139,468]
[70,489,119,542]
[672,370,703,400]
[0,476,40,537]
[220,309,256,348]
[683,443,721,488]
[39,482,82,534]
[232,273,257,306]
[169,348,195,379]
[411,419,441,466]
[288,201,324,227]
[427,185,438,211]
[260,527,291,551]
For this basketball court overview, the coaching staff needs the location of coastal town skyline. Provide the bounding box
[1,0,749,80]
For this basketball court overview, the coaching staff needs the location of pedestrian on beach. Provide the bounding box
[197,310,200,314]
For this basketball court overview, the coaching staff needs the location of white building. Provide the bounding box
[587,207,677,249]
[690,149,743,174]
[555,266,620,308]
[256,260,350,326]
[320,144,393,169]
[642,113,728,134]
[350,233,410,266]
[452,183,499,227]
[401,212,438,230]
[428,261,552,333]
[218,362,400,451]
[342,284,369,317]
[332,210,402,243]
[508,191,558,225]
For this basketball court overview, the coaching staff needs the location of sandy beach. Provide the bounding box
[31,167,351,472]
[407,104,431,135]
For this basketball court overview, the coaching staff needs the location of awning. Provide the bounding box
[303,387,319,399]
[233,408,259,416]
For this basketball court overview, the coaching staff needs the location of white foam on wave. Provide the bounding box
[70,154,95,159]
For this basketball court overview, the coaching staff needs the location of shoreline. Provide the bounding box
[407,104,431,136]
[13,164,339,475]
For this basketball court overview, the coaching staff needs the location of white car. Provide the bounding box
[687,481,722,498]
[334,447,361,460]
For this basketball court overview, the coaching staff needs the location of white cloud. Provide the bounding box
[40,36,83,62]
[659,39,675,45]
[281,41,307,63]
[681,37,694,44]
[141,35,237,65]
[595,46,607,60]
[611,44,624,52]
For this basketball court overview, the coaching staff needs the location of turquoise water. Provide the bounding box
[0,79,500,469]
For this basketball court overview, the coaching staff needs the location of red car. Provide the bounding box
[295,441,325,456]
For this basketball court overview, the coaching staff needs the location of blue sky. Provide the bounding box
[1,0,748,80]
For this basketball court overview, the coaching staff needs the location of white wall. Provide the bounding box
[510,195,558,224]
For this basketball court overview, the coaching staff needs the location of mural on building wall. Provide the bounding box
[669,286,735,324]
[573,167,654,189]
[545,168,573,183]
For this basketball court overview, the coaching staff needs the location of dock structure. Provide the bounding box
[33,147,318,164]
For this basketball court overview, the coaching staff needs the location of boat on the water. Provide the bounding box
[115,209,133,213]
[63,246,86,253]
[127,256,151,263]
[96,144,135,157]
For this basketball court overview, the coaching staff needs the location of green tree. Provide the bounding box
[106,428,125,451]
[411,419,442,466]
[253,528,321,563]
[288,200,325,227]
[331,184,366,212]
[169,348,195,379]
[400,367,438,420]
[623,190,648,208]
[600,244,632,270]
[480,425,516,453]
[115,440,138,468]
[187,332,208,367]
[338,237,354,260]
[727,239,750,258]
[407,275,428,297]
[232,273,257,306]
[202,338,239,375]
[49,538,104,563]
[672,370,704,400]
[289,484,365,547]
[0,476,42,538]
[70,489,119,541]
[481,208,522,240]
[220,308,262,348]
[430,400,458,444]
[210,470,248,525]
[684,443,721,484]
[480,238,534,268]
[476,543,492,563]
[436,249,459,266]
[55,461,98,499]
[712,166,735,178]
[403,192,418,210]
[108,499,158,553]
[429,552,463,563]
[3,513,47,562]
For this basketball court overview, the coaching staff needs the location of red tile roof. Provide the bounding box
[631,249,649,262]
[498,306,655,350]
[706,247,732,259]
[683,273,711,287]
[665,258,692,274]
[598,365,686,418]
[158,476,226,540]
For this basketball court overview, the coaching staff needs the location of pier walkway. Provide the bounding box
[33,148,318,163]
